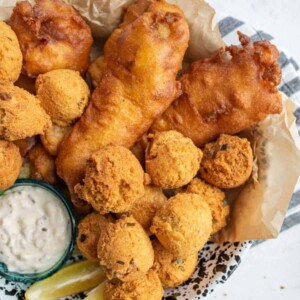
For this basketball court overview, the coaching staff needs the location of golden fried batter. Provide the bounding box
[104,269,163,300]
[98,216,154,282]
[200,135,253,188]
[56,0,189,212]
[131,186,167,234]
[146,131,202,189]
[0,141,22,190]
[0,21,22,83]
[152,239,198,288]
[10,0,93,77]
[40,125,72,156]
[0,83,51,141]
[14,137,36,157]
[36,69,90,127]
[187,178,229,234]
[28,143,58,185]
[77,212,112,261]
[151,32,282,146]
[75,145,145,214]
[88,56,106,88]
[150,193,212,256]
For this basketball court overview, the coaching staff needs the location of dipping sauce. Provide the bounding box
[0,185,71,274]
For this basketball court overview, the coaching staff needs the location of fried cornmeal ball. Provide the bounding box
[131,186,167,234]
[150,193,212,256]
[75,145,145,214]
[187,178,230,234]
[97,216,154,282]
[77,212,113,261]
[152,239,198,288]
[104,269,163,300]
[40,124,72,156]
[200,134,253,189]
[0,141,22,190]
[0,83,51,141]
[146,131,202,189]
[0,21,22,83]
[36,69,90,127]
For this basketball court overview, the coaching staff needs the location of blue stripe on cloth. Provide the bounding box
[289,190,300,210]
[218,17,244,37]
[278,52,290,69]
[290,58,300,71]
[250,30,273,42]
[280,77,300,96]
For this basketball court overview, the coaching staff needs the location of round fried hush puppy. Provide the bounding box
[98,216,154,282]
[200,134,253,188]
[104,269,163,300]
[0,83,51,141]
[40,124,72,156]
[0,21,22,83]
[0,141,22,190]
[187,178,230,234]
[150,193,212,256]
[10,0,93,77]
[152,240,198,288]
[131,186,167,234]
[146,131,202,189]
[36,70,90,127]
[75,145,145,214]
[28,143,58,185]
[77,212,112,261]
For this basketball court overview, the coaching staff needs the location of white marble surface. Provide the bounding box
[205,1,300,299]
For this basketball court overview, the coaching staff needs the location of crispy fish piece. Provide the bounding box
[57,0,189,212]
[151,32,282,146]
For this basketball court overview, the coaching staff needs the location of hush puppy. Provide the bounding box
[152,240,198,288]
[131,186,167,234]
[200,134,253,188]
[75,145,145,214]
[104,269,163,300]
[0,84,51,141]
[0,21,22,83]
[146,131,202,189]
[97,216,154,282]
[187,178,230,234]
[77,212,112,261]
[150,193,212,256]
[0,141,22,190]
[36,69,90,127]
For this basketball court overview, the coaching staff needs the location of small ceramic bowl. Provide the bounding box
[0,179,76,283]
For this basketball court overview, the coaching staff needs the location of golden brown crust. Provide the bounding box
[200,135,253,189]
[145,130,202,189]
[186,178,230,234]
[152,239,198,288]
[75,145,145,214]
[0,83,51,141]
[10,0,93,77]
[28,143,58,185]
[88,56,106,88]
[104,269,164,300]
[151,32,283,146]
[77,212,112,261]
[131,186,167,233]
[0,140,22,190]
[150,193,212,256]
[13,137,37,157]
[0,21,22,83]
[56,0,189,212]
[36,69,90,127]
[98,216,154,282]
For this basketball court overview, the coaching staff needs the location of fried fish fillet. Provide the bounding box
[151,32,282,146]
[10,0,93,77]
[56,0,189,212]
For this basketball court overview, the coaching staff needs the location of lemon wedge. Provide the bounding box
[84,281,106,300]
[25,260,106,300]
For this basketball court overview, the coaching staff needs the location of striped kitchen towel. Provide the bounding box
[218,17,300,246]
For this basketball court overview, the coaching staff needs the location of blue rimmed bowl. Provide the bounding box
[0,179,77,283]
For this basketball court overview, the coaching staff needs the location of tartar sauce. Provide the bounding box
[0,185,71,274]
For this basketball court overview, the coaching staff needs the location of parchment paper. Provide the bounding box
[1,0,300,242]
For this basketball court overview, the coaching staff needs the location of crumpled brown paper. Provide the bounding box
[1,0,300,242]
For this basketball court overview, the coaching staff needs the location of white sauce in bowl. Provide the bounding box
[0,185,71,274]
